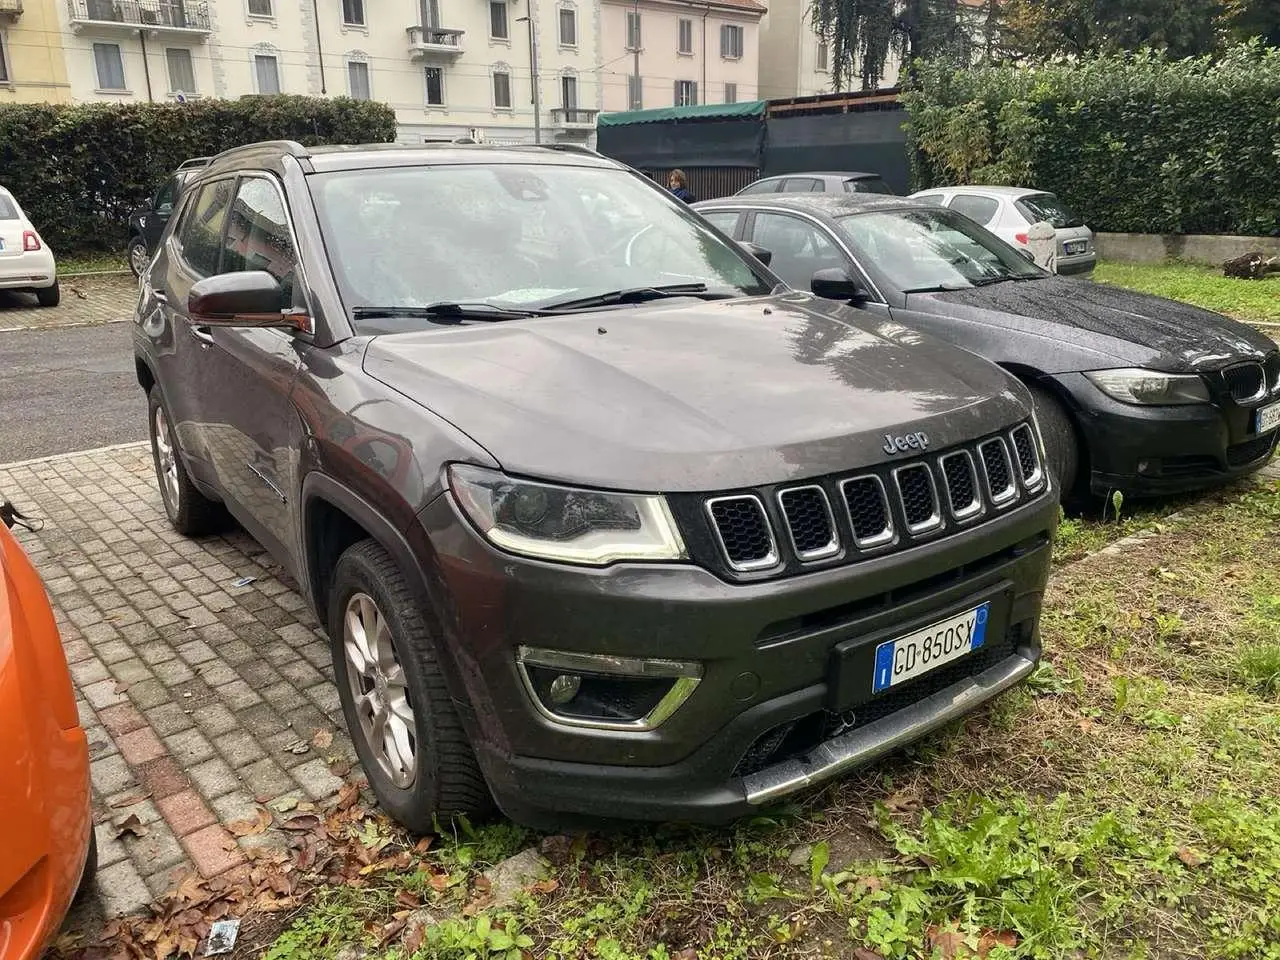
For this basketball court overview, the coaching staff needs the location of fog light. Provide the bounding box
[516,646,702,731]
[548,673,581,705]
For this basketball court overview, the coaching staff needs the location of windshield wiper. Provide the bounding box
[352,302,540,324]
[536,283,732,312]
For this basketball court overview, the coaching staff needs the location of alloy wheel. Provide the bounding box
[129,241,149,277]
[343,592,418,788]
[153,405,180,512]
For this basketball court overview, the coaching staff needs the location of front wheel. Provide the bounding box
[1027,384,1079,496]
[147,386,227,535]
[128,237,150,278]
[328,539,490,833]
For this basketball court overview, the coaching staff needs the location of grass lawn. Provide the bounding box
[1094,261,1280,328]
[59,252,130,275]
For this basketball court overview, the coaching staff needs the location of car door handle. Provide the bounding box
[189,324,215,346]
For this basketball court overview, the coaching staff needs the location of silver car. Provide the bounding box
[908,185,1096,275]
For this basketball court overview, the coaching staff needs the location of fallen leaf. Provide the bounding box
[328,758,353,778]
[114,813,149,840]
[403,923,425,954]
[674,950,698,960]
[1077,718,1095,734]
[529,878,559,895]
[311,729,333,750]
[853,876,884,894]
[285,740,310,756]
[279,814,322,831]
[113,680,131,695]
[412,834,434,854]
[270,797,299,813]
[1178,847,1206,868]
[336,783,361,812]
[461,893,492,917]
[428,872,451,892]
[925,924,1018,958]
[884,790,921,814]
[172,873,210,905]
[109,791,153,809]
[472,875,492,893]
[853,950,886,960]
[396,890,422,909]
[227,808,272,838]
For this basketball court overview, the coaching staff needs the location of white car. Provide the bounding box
[908,185,1096,275]
[0,186,59,307]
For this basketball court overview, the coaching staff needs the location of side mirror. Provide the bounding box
[188,271,310,333]
[739,241,773,266]
[811,267,867,302]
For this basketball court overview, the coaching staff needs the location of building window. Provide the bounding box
[254,54,280,94]
[720,24,743,59]
[93,43,126,91]
[561,74,577,109]
[816,41,828,71]
[627,73,642,110]
[625,11,641,51]
[724,82,737,104]
[493,69,511,108]
[342,0,364,26]
[0,33,9,84]
[421,0,441,27]
[348,60,371,99]
[558,6,576,46]
[247,0,273,18]
[425,66,444,105]
[166,48,196,94]
[677,18,693,54]
[674,79,697,106]
[489,0,508,39]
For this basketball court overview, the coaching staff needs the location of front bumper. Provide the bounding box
[1052,372,1279,496]
[0,250,56,290]
[419,486,1056,825]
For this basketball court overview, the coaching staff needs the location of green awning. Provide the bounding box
[597,100,767,127]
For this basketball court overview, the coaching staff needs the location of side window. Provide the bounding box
[749,212,848,291]
[153,178,179,215]
[700,211,740,237]
[912,193,946,206]
[178,179,235,277]
[739,179,778,196]
[948,194,1000,226]
[221,177,300,306]
[781,177,822,193]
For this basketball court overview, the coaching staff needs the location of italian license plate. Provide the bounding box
[872,602,990,694]
[1256,400,1280,435]
[1064,240,1087,255]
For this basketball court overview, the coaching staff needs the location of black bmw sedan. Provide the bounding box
[695,194,1280,498]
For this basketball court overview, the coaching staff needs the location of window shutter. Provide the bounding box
[692,81,698,105]
[673,79,679,105]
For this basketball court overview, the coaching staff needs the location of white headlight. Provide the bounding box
[1084,368,1209,406]
[448,464,686,566]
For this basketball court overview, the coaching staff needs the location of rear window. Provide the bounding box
[1016,193,1084,229]
[738,179,779,196]
[0,194,18,219]
[844,177,893,195]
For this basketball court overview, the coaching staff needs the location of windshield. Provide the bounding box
[838,208,1045,292]
[1015,193,1084,229]
[309,163,773,333]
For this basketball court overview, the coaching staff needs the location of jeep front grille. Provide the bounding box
[686,422,1047,578]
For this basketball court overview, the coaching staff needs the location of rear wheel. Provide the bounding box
[328,539,490,833]
[128,236,150,277]
[147,386,227,535]
[1026,383,1079,496]
[36,281,60,307]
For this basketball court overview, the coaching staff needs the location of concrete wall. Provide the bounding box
[1096,232,1280,266]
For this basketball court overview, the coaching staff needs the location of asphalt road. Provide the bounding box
[0,323,146,462]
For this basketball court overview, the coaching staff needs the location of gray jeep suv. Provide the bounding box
[132,140,1059,830]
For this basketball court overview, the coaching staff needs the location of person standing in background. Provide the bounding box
[668,170,696,203]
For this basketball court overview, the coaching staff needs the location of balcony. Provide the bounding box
[0,0,22,19]
[550,108,599,130]
[67,0,212,35]
[406,25,465,60]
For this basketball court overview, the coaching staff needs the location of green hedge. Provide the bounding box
[901,43,1280,237]
[0,96,397,253]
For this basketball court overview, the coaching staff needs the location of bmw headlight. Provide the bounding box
[448,464,686,565]
[1084,368,1209,406]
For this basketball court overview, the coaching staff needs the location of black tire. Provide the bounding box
[328,539,491,833]
[1026,383,1079,496]
[128,236,150,278]
[36,281,60,307]
[74,829,98,903]
[147,386,227,535]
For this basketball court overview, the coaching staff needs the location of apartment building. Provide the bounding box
[599,0,764,113]
[52,0,601,143]
[1,0,73,103]
[757,0,899,100]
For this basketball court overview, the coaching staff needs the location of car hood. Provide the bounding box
[362,295,1028,492]
[914,277,1276,372]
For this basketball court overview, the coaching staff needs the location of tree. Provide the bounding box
[808,0,974,92]
[1000,0,1225,60]
[1222,0,1280,45]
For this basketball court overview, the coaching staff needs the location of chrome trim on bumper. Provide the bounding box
[742,653,1036,805]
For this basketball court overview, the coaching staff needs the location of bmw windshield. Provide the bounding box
[309,163,774,333]
[838,207,1046,294]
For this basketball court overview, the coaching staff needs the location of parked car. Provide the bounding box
[0,187,60,307]
[739,172,895,197]
[695,193,1280,498]
[126,157,212,277]
[0,502,96,957]
[134,140,1057,831]
[909,186,1096,275]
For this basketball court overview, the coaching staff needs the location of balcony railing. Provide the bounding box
[0,0,23,18]
[550,108,600,127]
[406,25,465,59]
[67,0,212,32]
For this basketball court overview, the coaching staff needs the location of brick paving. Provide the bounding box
[0,274,139,331]
[0,443,357,919]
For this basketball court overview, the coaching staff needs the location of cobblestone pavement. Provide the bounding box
[0,274,139,332]
[0,443,358,921]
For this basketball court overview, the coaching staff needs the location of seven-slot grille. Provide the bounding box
[1223,361,1267,403]
[695,423,1046,578]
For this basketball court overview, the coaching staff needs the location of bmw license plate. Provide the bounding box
[1255,400,1280,435]
[1064,240,1087,255]
[872,603,990,694]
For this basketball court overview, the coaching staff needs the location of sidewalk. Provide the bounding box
[0,275,139,332]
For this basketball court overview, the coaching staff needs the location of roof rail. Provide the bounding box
[177,156,212,170]
[209,139,311,164]
[540,143,599,156]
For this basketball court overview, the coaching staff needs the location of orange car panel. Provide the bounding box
[0,521,93,959]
